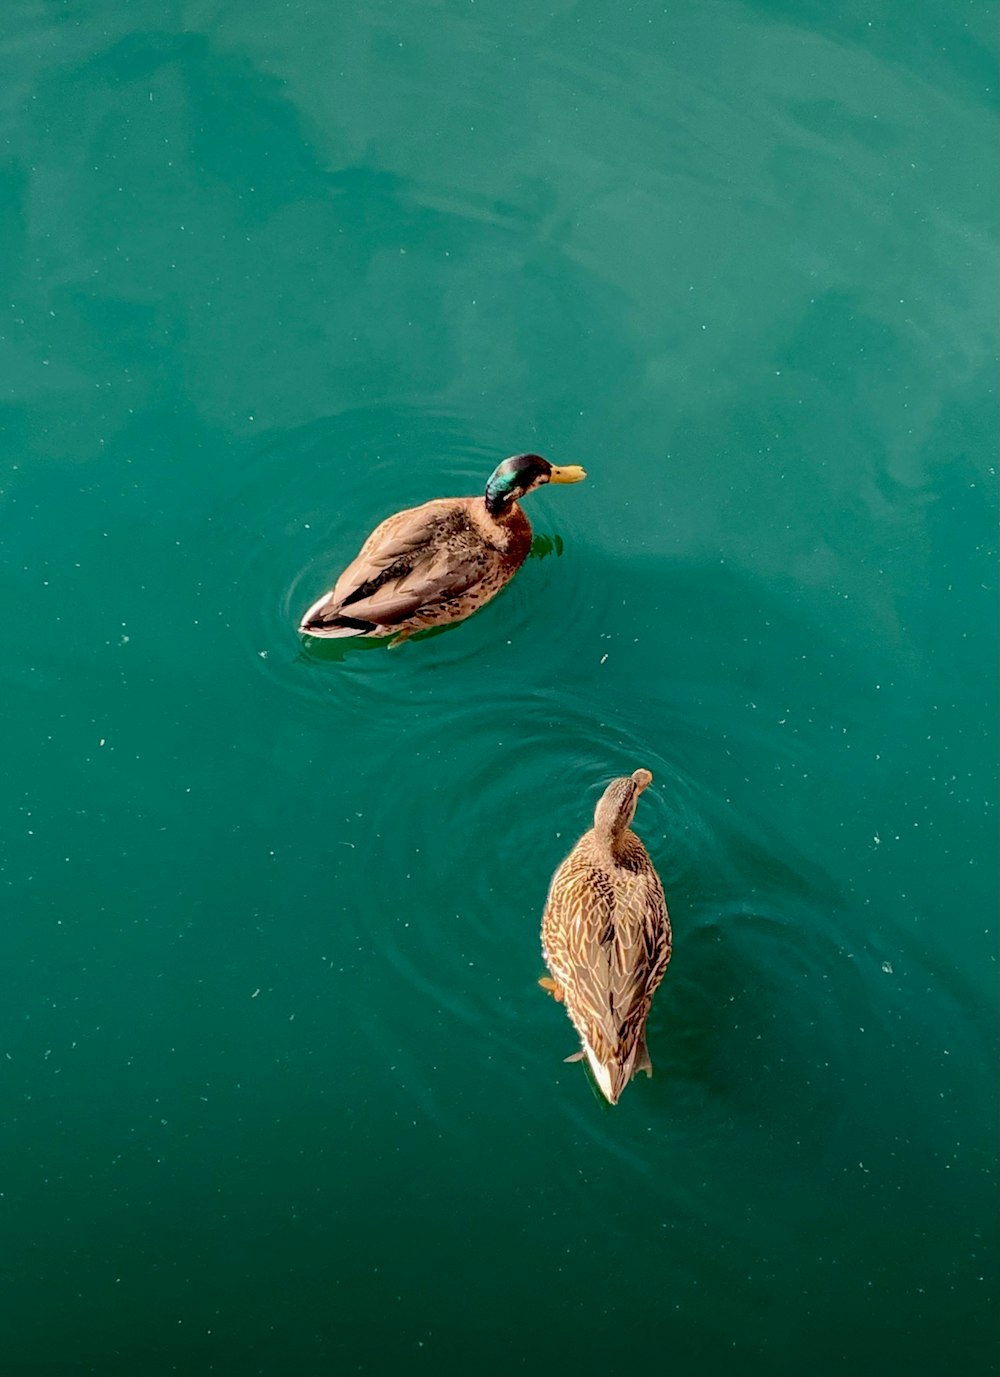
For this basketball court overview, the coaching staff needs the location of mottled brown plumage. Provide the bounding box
[540,769,671,1104]
[299,454,586,643]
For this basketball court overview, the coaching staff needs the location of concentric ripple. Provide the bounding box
[203,403,607,733]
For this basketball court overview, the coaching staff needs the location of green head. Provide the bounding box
[484,453,587,516]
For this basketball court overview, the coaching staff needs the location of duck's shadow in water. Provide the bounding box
[295,618,462,665]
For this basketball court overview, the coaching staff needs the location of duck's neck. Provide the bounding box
[484,494,521,521]
[595,816,646,874]
[593,802,633,851]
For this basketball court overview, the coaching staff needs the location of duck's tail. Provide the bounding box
[582,1034,652,1106]
[298,592,376,638]
[299,614,376,638]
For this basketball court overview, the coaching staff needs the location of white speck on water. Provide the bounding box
[600,653,608,664]
[258,650,268,659]
[881,961,893,974]
[251,988,260,998]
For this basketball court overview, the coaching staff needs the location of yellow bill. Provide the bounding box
[548,464,587,484]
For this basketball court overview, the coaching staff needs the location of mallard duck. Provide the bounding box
[299,453,586,643]
[540,769,671,1104]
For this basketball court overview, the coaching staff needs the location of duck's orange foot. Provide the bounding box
[538,976,565,1003]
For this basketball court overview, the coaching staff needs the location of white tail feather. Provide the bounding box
[584,1045,620,1104]
[299,621,366,638]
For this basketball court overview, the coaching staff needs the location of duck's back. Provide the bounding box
[313,497,533,635]
[542,829,671,1071]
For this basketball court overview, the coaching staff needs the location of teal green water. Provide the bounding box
[2,3,997,1375]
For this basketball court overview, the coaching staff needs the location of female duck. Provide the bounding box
[299,453,586,643]
[540,769,671,1104]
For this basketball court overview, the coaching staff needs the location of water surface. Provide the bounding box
[1,2,997,1375]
